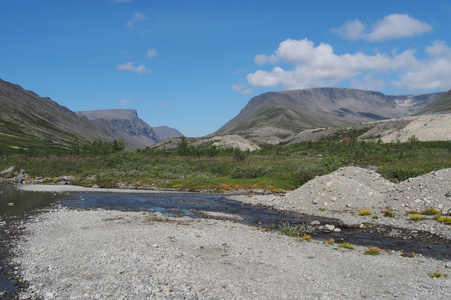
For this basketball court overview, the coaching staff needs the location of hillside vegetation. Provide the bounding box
[2,134,450,192]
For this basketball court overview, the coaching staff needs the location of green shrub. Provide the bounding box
[339,243,355,250]
[278,222,315,238]
[359,209,372,216]
[296,164,325,184]
[230,165,271,178]
[384,210,396,217]
[364,246,381,255]
[437,217,451,225]
[410,214,423,221]
[421,208,441,216]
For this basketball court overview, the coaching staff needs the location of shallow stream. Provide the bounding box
[1,184,450,298]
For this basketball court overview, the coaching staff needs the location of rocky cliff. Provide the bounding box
[76,109,182,149]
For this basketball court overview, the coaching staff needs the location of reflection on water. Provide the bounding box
[1,184,450,261]
[0,185,68,216]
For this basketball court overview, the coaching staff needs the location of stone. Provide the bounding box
[333,228,341,232]
[1,166,14,175]
[309,221,321,226]
[338,218,362,228]
[323,224,335,232]
[445,191,451,197]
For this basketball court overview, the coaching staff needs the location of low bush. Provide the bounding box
[230,165,271,179]
[278,222,315,238]
[410,214,423,221]
[364,246,381,255]
[359,209,372,216]
[339,242,355,250]
[401,251,415,258]
[421,208,441,216]
[384,210,396,217]
[437,217,451,225]
[429,269,449,278]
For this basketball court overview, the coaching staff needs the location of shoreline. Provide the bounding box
[10,207,451,299]
[4,177,451,299]
[15,180,451,241]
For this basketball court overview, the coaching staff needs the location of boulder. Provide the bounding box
[339,218,362,228]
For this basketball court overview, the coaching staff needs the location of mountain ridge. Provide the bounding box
[216,87,443,137]
[0,78,182,152]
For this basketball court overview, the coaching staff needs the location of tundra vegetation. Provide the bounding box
[1,131,451,192]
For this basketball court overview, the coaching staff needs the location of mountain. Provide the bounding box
[76,109,182,149]
[152,126,184,141]
[414,89,451,115]
[216,88,443,138]
[0,78,112,152]
[0,78,182,153]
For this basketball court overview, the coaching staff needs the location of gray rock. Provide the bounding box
[323,224,335,232]
[445,191,451,197]
[309,220,321,226]
[339,218,362,228]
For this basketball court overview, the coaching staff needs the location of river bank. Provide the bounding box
[5,166,451,299]
[11,207,451,299]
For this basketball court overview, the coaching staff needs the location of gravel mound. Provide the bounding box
[13,208,451,299]
[227,167,451,239]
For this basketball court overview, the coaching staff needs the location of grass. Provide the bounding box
[1,138,451,192]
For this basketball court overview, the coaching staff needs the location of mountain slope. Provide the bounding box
[0,78,113,152]
[216,88,443,137]
[414,89,451,115]
[76,109,182,149]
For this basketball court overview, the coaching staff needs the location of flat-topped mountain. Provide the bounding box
[216,88,443,137]
[76,109,182,149]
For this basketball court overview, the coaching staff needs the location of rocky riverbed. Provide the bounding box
[5,166,451,299]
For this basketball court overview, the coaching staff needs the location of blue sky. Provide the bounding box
[1,0,451,137]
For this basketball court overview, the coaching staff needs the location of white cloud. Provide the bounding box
[392,41,451,90]
[245,38,451,92]
[147,49,158,58]
[334,13,432,42]
[127,12,148,29]
[119,99,134,106]
[232,84,254,95]
[332,19,366,42]
[116,62,151,74]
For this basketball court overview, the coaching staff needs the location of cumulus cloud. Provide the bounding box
[116,62,151,74]
[245,38,451,92]
[119,99,134,106]
[147,49,158,58]
[127,12,148,29]
[392,41,451,90]
[334,13,432,42]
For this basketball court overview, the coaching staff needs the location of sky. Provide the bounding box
[1,0,451,137]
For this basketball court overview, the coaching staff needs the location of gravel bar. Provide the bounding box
[11,207,451,299]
